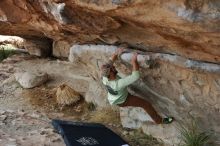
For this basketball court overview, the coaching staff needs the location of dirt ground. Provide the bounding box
[0,53,162,146]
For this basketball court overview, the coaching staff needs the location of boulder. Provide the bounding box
[15,71,48,88]
[120,106,180,145]
[120,107,154,129]
[141,122,180,146]
[52,40,71,58]
[85,82,108,107]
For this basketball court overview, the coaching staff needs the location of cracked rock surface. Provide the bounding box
[0,0,220,63]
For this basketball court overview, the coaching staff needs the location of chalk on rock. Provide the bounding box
[15,71,49,88]
[68,45,117,63]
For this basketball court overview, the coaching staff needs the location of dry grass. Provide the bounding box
[56,84,81,106]
[88,107,121,124]
[22,86,162,146]
[125,129,163,146]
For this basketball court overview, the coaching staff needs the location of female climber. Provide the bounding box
[101,48,174,124]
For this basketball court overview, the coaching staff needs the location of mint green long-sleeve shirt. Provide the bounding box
[102,71,140,105]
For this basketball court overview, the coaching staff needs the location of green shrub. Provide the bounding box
[178,120,213,146]
[0,44,15,61]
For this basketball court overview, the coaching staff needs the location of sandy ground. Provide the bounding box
[0,54,162,146]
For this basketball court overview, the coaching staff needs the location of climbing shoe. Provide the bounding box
[162,117,174,124]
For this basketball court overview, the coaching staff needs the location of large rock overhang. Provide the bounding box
[0,0,219,63]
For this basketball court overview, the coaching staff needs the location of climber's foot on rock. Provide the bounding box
[162,117,174,124]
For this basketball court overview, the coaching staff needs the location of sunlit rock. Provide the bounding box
[15,71,48,89]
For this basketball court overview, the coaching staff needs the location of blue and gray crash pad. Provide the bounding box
[52,119,129,146]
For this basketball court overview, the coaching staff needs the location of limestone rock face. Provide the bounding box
[53,40,71,58]
[0,0,220,63]
[1,0,220,145]
[15,71,48,88]
[68,44,220,145]
[85,81,108,107]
